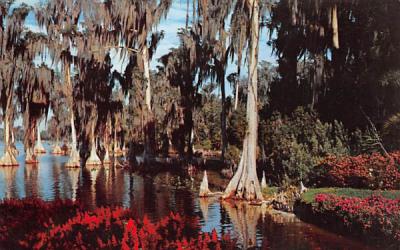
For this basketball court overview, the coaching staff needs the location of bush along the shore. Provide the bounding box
[260,107,353,185]
[0,198,236,250]
[310,152,400,189]
[296,193,400,245]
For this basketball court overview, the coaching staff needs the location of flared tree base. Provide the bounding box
[86,148,101,167]
[86,159,102,166]
[11,145,19,156]
[0,150,18,166]
[52,145,64,155]
[199,171,212,197]
[114,148,124,157]
[34,142,46,154]
[122,145,128,154]
[103,150,111,165]
[223,139,263,201]
[61,144,71,155]
[65,149,80,168]
[25,153,39,165]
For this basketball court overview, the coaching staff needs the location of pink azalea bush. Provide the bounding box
[313,194,400,242]
[311,152,400,189]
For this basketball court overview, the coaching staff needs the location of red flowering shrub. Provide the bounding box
[312,194,400,242]
[311,151,400,189]
[0,198,82,249]
[0,198,236,250]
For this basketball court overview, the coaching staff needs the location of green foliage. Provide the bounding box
[196,139,213,151]
[262,107,351,184]
[227,105,246,149]
[269,0,400,131]
[194,84,221,151]
[383,113,400,152]
[261,186,278,198]
[300,188,400,205]
[224,145,241,164]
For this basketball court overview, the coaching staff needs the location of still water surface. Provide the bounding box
[0,142,377,249]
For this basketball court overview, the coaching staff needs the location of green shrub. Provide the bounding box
[225,145,241,164]
[262,107,351,184]
[261,186,278,198]
[227,106,246,149]
[196,139,213,151]
[383,112,400,151]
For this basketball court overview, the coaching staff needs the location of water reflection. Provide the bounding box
[24,164,39,198]
[0,142,379,249]
[221,201,262,249]
[66,168,80,201]
[0,167,18,199]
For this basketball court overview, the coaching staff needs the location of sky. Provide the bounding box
[12,0,276,129]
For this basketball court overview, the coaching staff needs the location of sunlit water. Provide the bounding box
[0,142,378,249]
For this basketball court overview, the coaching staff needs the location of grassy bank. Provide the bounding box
[301,188,400,204]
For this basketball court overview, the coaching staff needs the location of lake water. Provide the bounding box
[0,142,378,249]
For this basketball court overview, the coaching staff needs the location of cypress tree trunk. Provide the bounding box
[234,79,239,110]
[114,121,118,155]
[65,112,80,167]
[34,122,46,154]
[332,4,339,49]
[221,77,227,160]
[103,118,111,165]
[0,98,18,166]
[10,120,18,156]
[142,45,156,159]
[25,116,38,164]
[52,128,63,155]
[86,121,101,166]
[234,66,241,111]
[223,0,263,201]
[65,66,80,167]
[143,45,152,112]
[185,98,194,158]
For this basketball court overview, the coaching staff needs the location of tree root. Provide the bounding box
[51,144,64,155]
[0,148,18,166]
[86,144,101,167]
[34,141,46,154]
[11,144,19,156]
[25,149,38,164]
[103,149,111,165]
[65,149,80,168]
[222,139,263,201]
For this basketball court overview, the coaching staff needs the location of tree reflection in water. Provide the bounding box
[0,166,18,199]
[66,168,80,201]
[25,163,39,198]
[81,166,100,209]
[199,196,219,223]
[221,200,264,249]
